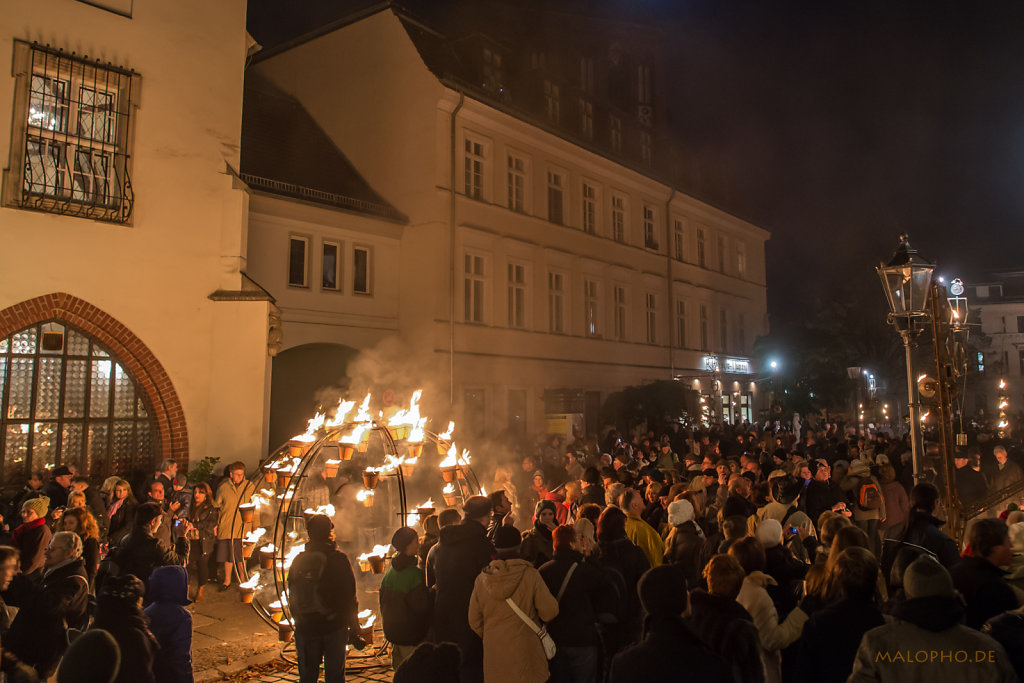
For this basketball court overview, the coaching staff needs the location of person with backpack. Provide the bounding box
[538,525,615,683]
[287,514,358,683]
[844,460,885,556]
[379,526,432,670]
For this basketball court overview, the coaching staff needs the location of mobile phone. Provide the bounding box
[174,519,183,528]
[789,526,798,534]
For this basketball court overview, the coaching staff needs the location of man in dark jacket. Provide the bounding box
[432,496,494,683]
[884,483,961,577]
[610,565,732,683]
[804,460,843,525]
[721,476,757,520]
[5,531,90,679]
[686,554,765,683]
[580,467,606,506]
[380,527,432,670]
[539,525,615,683]
[288,514,358,683]
[951,518,1019,630]
[42,466,72,512]
[99,501,189,598]
[983,605,1024,680]
[954,450,989,503]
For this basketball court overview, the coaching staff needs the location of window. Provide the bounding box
[611,194,627,243]
[507,263,526,329]
[288,236,308,287]
[547,171,564,225]
[580,57,595,93]
[464,137,484,200]
[507,154,525,213]
[548,272,566,334]
[719,308,728,353]
[700,304,709,350]
[321,241,340,291]
[610,116,622,153]
[1017,316,1024,334]
[0,322,157,482]
[544,80,560,124]
[614,287,627,341]
[697,228,706,267]
[645,293,657,344]
[638,64,652,104]
[717,234,727,272]
[676,300,687,349]
[582,183,597,234]
[580,99,593,139]
[353,246,371,294]
[482,48,503,93]
[736,241,747,278]
[11,43,138,223]
[642,205,658,250]
[584,279,599,337]
[673,219,685,260]
[640,131,652,167]
[737,313,746,353]
[464,253,486,323]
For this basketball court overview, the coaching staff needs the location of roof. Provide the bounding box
[240,72,406,222]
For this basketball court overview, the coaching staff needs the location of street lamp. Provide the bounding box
[877,234,935,481]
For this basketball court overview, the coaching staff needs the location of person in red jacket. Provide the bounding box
[11,497,51,578]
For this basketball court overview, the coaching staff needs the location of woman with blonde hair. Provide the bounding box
[99,476,121,506]
[60,507,101,586]
[106,478,137,545]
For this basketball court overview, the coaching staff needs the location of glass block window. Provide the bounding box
[0,322,157,482]
[14,42,137,223]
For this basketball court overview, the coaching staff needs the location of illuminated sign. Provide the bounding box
[724,358,752,374]
[702,355,719,372]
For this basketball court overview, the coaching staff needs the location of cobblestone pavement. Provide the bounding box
[224,648,394,682]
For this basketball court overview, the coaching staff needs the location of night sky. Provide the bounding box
[248,0,1024,326]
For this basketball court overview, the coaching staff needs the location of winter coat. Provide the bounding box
[899,510,961,569]
[286,539,358,635]
[736,571,808,683]
[107,499,136,545]
[82,487,110,540]
[951,556,1020,630]
[988,460,1024,492]
[844,473,886,523]
[686,589,765,683]
[849,595,1016,683]
[11,519,50,577]
[92,612,158,683]
[763,543,808,619]
[955,465,989,503]
[538,549,615,647]
[188,500,219,556]
[879,478,910,534]
[641,500,667,534]
[804,479,843,526]
[144,566,193,683]
[4,558,90,678]
[609,614,733,683]
[722,494,757,520]
[520,522,554,569]
[624,516,664,568]
[663,521,704,589]
[468,558,559,683]
[379,553,432,646]
[431,519,495,646]
[81,535,101,587]
[213,478,254,540]
[794,597,884,683]
[101,528,189,598]
[42,482,69,511]
[596,538,650,647]
[983,607,1024,681]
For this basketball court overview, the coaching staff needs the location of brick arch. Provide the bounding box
[0,292,188,467]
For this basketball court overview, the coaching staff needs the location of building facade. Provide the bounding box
[0,0,272,482]
[247,5,770,440]
[967,272,1024,418]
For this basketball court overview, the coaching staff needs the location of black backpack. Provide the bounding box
[288,551,331,619]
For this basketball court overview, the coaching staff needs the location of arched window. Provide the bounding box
[0,321,157,481]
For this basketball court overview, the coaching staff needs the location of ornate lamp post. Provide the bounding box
[877,234,935,480]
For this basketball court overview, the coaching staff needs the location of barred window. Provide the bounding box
[7,42,138,223]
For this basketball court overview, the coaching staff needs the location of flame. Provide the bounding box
[358,608,373,620]
[406,512,420,526]
[354,393,373,422]
[1000,379,1007,390]
[403,456,419,467]
[1000,401,1009,410]
[259,488,276,499]
[479,485,487,496]
[243,528,266,544]
[360,612,377,629]
[239,574,260,590]
[379,454,405,474]
[409,417,427,443]
[388,390,424,428]
[283,543,306,569]
[304,504,335,517]
[443,482,455,494]
[260,544,275,554]
[356,545,391,561]
[340,422,370,445]
[416,498,435,509]
[292,412,326,442]
[1000,420,1010,428]
[356,489,374,502]
[269,598,286,610]
[326,398,357,428]
[438,421,455,441]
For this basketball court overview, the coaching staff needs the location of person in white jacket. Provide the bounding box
[730,537,808,683]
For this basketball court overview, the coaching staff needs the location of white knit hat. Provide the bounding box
[756,518,783,548]
[667,499,695,526]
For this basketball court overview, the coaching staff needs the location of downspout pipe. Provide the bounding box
[665,189,677,380]
[449,93,465,407]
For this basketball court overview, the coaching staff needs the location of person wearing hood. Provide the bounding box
[609,564,732,682]
[849,556,1016,682]
[6,531,90,679]
[469,525,558,683]
[794,547,885,683]
[662,499,703,589]
[433,496,496,683]
[144,566,192,683]
[380,527,432,670]
[952,518,1019,631]
[521,500,558,568]
[756,519,809,619]
[11,497,51,578]
[91,574,158,683]
[539,525,615,683]
[730,537,808,683]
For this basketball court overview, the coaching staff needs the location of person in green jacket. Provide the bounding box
[380,527,433,669]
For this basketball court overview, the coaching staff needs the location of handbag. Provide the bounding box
[505,597,557,660]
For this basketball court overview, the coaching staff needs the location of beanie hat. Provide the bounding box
[637,565,687,616]
[493,525,522,551]
[903,556,955,599]
[667,499,695,526]
[100,574,145,603]
[756,519,783,549]
[52,466,73,478]
[391,526,419,552]
[57,628,121,683]
[306,514,333,543]
[534,499,558,520]
[463,496,492,520]
[21,496,49,519]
